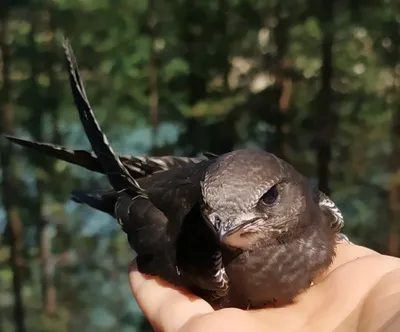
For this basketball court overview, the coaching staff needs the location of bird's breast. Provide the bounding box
[223,225,336,309]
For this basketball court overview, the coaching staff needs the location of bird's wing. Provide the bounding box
[14,39,228,297]
[70,158,230,296]
[70,159,228,293]
[5,135,211,178]
[62,38,144,193]
[128,154,214,176]
[138,159,213,223]
[141,159,230,297]
[62,37,215,245]
[70,189,118,216]
[62,39,227,294]
[60,38,177,259]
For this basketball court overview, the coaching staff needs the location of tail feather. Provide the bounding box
[63,38,144,194]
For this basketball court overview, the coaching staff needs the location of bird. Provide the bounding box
[6,38,349,310]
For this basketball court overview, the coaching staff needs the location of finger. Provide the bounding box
[129,260,213,332]
[358,267,400,332]
[180,309,269,332]
[328,243,379,272]
[251,245,388,330]
[313,243,380,284]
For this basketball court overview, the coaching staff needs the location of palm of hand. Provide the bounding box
[129,244,400,332]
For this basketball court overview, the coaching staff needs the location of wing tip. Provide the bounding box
[3,134,18,142]
[4,135,37,148]
[60,37,147,195]
[61,36,71,53]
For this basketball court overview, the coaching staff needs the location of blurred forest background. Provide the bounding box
[0,0,399,331]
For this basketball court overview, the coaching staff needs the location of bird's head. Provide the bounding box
[200,149,325,250]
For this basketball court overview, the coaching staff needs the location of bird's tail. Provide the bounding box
[5,135,212,178]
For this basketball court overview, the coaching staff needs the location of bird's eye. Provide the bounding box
[261,185,279,206]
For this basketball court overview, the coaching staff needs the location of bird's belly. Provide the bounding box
[224,236,335,309]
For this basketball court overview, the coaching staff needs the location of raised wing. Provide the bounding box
[7,39,228,301]
[63,38,144,193]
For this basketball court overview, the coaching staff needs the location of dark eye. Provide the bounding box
[261,185,279,206]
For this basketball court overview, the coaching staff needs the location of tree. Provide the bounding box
[0,5,27,332]
[315,0,336,196]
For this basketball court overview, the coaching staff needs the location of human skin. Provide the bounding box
[129,243,400,332]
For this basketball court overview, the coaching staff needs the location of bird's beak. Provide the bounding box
[215,215,261,249]
[217,223,242,242]
[218,228,227,241]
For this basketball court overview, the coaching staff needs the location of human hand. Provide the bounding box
[129,243,400,332]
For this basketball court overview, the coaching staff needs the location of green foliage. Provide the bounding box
[1,0,399,331]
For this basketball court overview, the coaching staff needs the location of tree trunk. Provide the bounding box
[387,27,400,256]
[0,9,27,332]
[178,2,207,155]
[316,0,335,195]
[147,0,159,149]
[0,271,3,332]
[48,9,62,145]
[44,7,59,314]
[28,11,56,316]
[217,0,229,90]
[28,9,47,314]
[388,106,400,256]
[271,3,291,159]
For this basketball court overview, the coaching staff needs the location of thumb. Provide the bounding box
[129,260,213,332]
